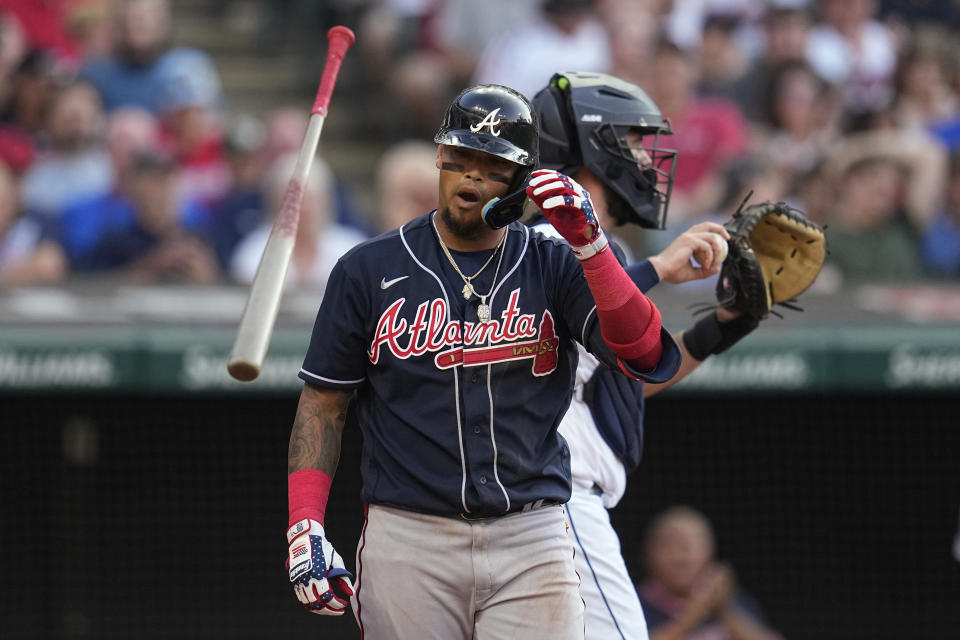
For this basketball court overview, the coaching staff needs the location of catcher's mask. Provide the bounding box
[532,71,677,229]
[435,84,539,229]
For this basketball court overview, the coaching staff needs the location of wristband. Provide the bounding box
[570,229,609,261]
[681,313,759,362]
[288,468,332,527]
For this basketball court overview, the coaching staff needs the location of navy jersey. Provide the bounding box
[299,212,680,517]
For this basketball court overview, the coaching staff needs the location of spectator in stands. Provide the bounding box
[79,0,170,111]
[83,149,218,282]
[262,105,307,164]
[696,13,752,105]
[472,0,611,99]
[660,0,764,54]
[647,39,749,221]
[357,0,455,139]
[0,0,82,67]
[433,0,538,86]
[891,32,960,147]
[104,105,161,179]
[0,48,59,138]
[57,106,162,264]
[155,46,230,207]
[0,9,27,104]
[229,152,367,289]
[261,105,370,235]
[598,0,659,89]
[0,160,66,283]
[758,60,837,180]
[736,4,814,123]
[636,505,783,640]
[21,81,112,219]
[806,0,897,116]
[821,154,925,282]
[79,0,223,117]
[208,113,267,269]
[922,150,960,277]
[373,139,436,233]
[64,0,116,62]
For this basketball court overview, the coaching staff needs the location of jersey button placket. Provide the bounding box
[473,425,481,435]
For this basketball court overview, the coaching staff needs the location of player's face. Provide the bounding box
[436,145,518,240]
[625,130,653,168]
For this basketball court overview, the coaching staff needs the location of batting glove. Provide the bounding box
[286,518,354,615]
[526,169,608,260]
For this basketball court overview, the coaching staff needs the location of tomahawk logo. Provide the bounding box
[470,108,504,136]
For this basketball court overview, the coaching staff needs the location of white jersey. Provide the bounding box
[561,345,629,507]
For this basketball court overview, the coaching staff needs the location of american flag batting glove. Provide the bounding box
[526,169,609,260]
[286,519,354,615]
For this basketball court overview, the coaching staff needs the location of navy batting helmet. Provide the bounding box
[435,84,539,167]
[532,71,677,229]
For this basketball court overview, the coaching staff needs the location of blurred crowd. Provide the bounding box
[2,0,960,290]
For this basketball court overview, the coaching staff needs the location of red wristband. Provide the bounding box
[288,468,332,527]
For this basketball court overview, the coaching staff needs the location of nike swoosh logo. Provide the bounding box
[380,276,409,290]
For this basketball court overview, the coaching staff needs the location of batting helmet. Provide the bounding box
[532,72,677,229]
[434,84,539,167]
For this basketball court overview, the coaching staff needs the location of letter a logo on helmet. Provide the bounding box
[434,85,538,167]
[469,108,504,136]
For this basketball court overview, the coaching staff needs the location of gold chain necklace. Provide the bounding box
[432,213,507,322]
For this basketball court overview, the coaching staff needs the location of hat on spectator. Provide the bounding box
[155,48,222,113]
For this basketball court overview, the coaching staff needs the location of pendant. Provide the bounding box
[478,301,491,322]
[462,282,474,300]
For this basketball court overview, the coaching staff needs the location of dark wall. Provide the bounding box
[614,395,960,640]
[2,394,959,639]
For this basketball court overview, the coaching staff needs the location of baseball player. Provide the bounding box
[527,72,760,640]
[284,83,682,639]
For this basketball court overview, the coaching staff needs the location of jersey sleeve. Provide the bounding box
[299,257,370,388]
[553,246,679,384]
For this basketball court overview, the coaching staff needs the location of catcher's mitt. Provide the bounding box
[716,201,826,319]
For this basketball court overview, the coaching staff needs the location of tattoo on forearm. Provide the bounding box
[287,390,349,475]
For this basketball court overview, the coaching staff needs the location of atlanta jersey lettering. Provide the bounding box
[299,212,680,517]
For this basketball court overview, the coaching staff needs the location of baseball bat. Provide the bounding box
[227,26,356,382]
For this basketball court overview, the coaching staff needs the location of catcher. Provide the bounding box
[518,72,826,639]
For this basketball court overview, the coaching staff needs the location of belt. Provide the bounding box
[458,498,561,521]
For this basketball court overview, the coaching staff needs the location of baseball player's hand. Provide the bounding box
[526,169,608,259]
[648,221,730,284]
[286,518,354,615]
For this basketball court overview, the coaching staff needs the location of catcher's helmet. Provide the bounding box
[434,84,538,167]
[533,71,677,229]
